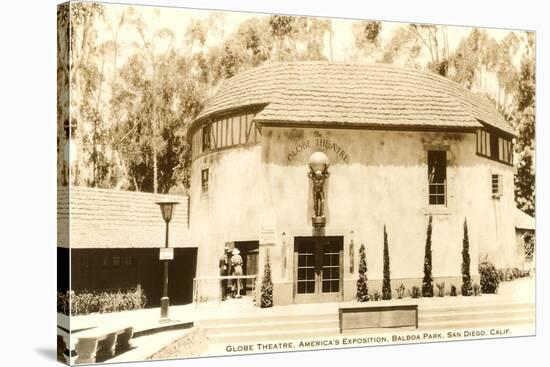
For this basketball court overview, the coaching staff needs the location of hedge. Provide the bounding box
[57,287,147,316]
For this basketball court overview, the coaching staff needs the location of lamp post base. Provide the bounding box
[312,216,326,228]
[160,297,170,321]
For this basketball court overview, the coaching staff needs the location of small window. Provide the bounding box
[491,174,503,198]
[476,129,492,157]
[476,127,513,164]
[202,124,211,152]
[123,255,135,266]
[428,151,447,206]
[201,168,209,193]
[112,255,121,267]
[490,134,499,160]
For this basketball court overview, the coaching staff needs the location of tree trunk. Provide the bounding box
[153,145,158,194]
[329,20,333,62]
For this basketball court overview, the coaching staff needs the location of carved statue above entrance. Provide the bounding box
[308,152,330,228]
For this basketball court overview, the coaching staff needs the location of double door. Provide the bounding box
[294,236,343,303]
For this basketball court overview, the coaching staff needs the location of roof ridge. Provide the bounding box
[69,185,188,198]
[193,62,514,135]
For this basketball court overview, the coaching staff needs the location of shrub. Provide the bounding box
[57,291,71,315]
[492,266,529,283]
[411,286,421,299]
[450,284,457,296]
[436,282,445,297]
[502,267,530,279]
[382,225,392,300]
[479,258,499,294]
[58,286,147,316]
[473,283,481,296]
[370,290,381,301]
[461,218,473,296]
[356,243,369,302]
[260,250,274,308]
[396,284,405,299]
[498,269,505,282]
[422,215,434,297]
[505,269,513,281]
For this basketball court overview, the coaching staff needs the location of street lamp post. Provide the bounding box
[156,199,179,321]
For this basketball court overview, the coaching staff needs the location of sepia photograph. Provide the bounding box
[56,1,536,364]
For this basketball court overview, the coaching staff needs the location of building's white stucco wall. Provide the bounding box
[190,146,262,300]
[189,126,517,303]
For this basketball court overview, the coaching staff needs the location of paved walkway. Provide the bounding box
[109,329,190,363]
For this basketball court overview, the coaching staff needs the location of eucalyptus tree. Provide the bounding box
[351,20,383,62]
[513,32,535,216]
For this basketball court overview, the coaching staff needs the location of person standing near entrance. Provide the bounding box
[218,245,231,301]
[231,248,244,298]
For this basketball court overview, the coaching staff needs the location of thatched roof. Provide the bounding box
[194,62,514,135]
[58,186,192,248]
[515,208,535,231]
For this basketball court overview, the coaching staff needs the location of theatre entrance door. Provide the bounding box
[293,236,343,303]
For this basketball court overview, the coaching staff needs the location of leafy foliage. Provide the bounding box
[461,218,473,296]
[450,284,457,296]
[409,24,450,76]
[260,250,273,308]
[410,286,421,298]
[473,283,481,296]
[382,225,392,300]
[449,29,498,91]
[396,284,405,299]
[380,26,422,67]
[57,287,147,316]
[422,215,434,297]
[478,258,500,294]
[356,243,369,302]
[436,282,445,297]
[352,21,383,62]
[514,34,535,216]
[370,290,381,301]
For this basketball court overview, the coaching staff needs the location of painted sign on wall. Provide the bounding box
[287,138,350,163]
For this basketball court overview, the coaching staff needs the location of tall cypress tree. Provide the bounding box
[382,225,392,300]
[356,243,369,302]
[461,218,473,296]
[422,215,434,297]
[260,250,273,308]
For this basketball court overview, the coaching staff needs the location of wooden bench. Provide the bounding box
[339,305,418,333]
[74,325,134,364]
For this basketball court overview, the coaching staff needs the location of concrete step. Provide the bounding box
[205,318,339,335]
[206,327,340,344]
[419,316,535,330]
[198,312,336,327]
[201,302,535,343]
[419,309,534,323]
[419,302,534,314]
[207,315,536,344]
